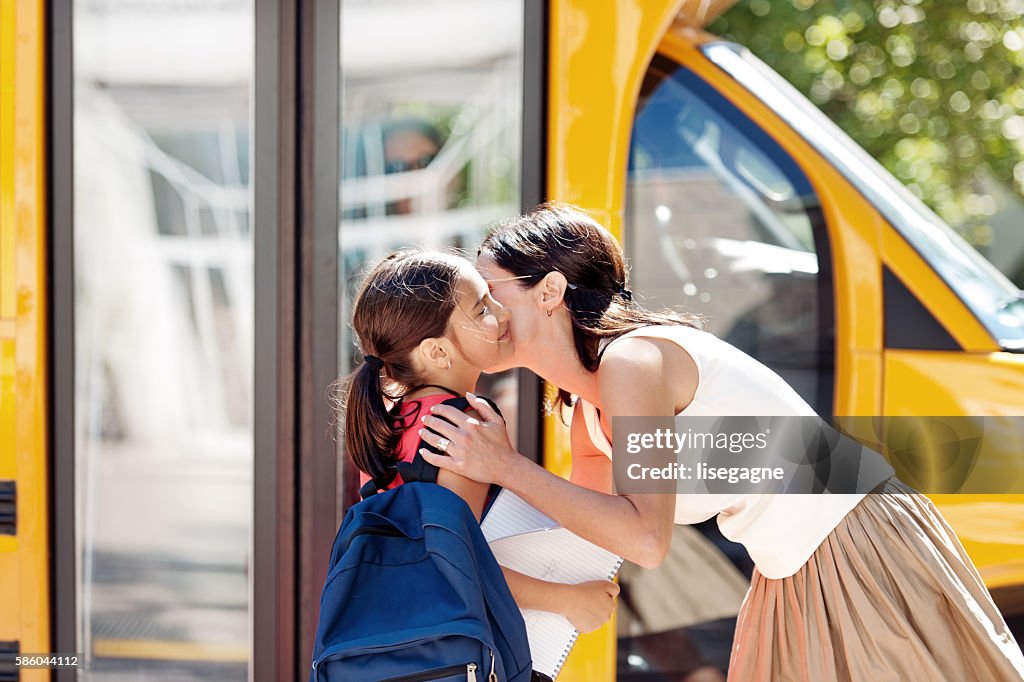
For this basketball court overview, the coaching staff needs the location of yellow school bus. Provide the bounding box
[2,0,1022,680]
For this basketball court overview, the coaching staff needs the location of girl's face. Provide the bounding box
[474,254,540,373]
[448,261,512,371]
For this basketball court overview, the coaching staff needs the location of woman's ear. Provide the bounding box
[416,336,451,370]
[538,271,569,313]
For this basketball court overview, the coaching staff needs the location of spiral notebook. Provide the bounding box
[481,490,624,679]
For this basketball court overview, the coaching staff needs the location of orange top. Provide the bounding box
[358,393,458,490]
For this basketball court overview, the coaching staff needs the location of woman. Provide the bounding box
[417,204,1024,680]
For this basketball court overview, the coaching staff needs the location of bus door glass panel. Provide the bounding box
[73,1,253,678]
[617,56,834,680]
[337,0,525,484]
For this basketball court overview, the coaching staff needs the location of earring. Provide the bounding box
[546,309,552,317]
[446,359,452,370]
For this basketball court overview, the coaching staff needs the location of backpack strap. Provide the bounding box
[358,473,397,501]
[398,395,470,485]
[358,394,504,499]
[400,394,503,484]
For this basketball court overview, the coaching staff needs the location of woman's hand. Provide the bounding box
[559,580,620,633]
[418,392,522,486]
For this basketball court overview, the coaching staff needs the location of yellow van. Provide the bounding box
[544,1,1024,679]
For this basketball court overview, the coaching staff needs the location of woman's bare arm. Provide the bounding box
[495,456,674,568]
[434,410,619,629]
[420,338,684,568]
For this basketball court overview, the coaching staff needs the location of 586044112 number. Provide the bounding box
[14,654,83,669]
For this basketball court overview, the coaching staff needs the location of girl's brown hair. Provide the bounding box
[337,250,463,480]
[478,203,701,410]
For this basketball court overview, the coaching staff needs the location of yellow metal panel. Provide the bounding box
[0,0,50,670]
[540,393,620,681]
[1,337,15,478]
[884,350,1024,598]
[934,499,1024,595]
[843,351,883,416]
[883,350,1024,416]
[557,615,618,682]
[1,0,17,320]
[547,4,693,678]
[0,336,14,619]
[548,0,686,238]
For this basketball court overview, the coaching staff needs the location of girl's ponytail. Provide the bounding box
[335,249,462,480]
[343,355,401,481]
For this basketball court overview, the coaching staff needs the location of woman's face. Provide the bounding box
[448,261,512,371]
[475,254,540,373]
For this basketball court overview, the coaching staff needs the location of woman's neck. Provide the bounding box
[524,336,602,406]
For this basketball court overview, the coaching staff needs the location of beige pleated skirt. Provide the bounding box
[728,477,1024,681]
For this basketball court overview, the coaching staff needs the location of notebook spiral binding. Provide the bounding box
[552,631,578,678]
[551,555,626,679]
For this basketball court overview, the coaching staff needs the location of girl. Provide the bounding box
[418,204,1024,681]
[339,248,619,635]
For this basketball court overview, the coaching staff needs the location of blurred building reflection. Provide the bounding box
[75,1,253,679]
[337,0,525,440]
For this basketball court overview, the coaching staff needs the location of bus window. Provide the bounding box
[618,54,836,679]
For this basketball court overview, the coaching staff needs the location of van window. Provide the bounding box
[625,55,834,416]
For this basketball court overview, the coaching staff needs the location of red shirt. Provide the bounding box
[358,393,457,491]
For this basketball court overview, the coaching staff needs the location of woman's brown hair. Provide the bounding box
[337,249,462,480]
[478,203,701,410]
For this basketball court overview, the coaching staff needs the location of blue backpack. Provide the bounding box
[310,396,535,682]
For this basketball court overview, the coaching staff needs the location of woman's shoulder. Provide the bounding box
[597,326,701,415]
[599,332,667,367]
[599,326,701,379]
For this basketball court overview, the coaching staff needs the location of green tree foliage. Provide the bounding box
[711,0,1024,270]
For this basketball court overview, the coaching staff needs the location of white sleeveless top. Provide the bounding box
[578,325,894,579]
